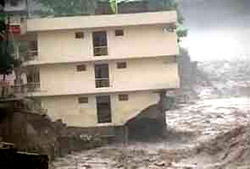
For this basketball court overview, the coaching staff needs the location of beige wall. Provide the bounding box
[38,57,179,97]
[108,25,178,58]
[41,91,159,127]
[38,30,92,62]
[25,11,177,32]
[33,25,178,65]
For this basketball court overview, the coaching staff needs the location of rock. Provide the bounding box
[116,164,124,168]
[82,164,92,168]
[154,161,165,166]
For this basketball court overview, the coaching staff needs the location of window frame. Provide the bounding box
[93,31,108,56]
[118,94,129,101]
[117,62,127,69]
[78,97,88,104]
[115,29,124,36]
[76,64,87,72]
[75,32,84,39]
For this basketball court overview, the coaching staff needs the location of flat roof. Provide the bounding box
[25,11,177,32]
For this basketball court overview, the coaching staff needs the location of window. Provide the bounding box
[27,41,38,60]
[96,96,112,123]
[117,62,127,69]
[27,68,40,83]
[26,67,40,92]
[115,30,124,36]
[10,0,19,7]
[78,97,88,104]
[95,64,110,88]
[75,32,84,39]
[76,64,86,71]
[118,94,129,101]
[93,31,108,56]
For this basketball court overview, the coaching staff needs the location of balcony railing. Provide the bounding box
[25,82,40,92]
[95,78,110,88]
[14,82,40,93]
[94,46,108,56]
[19,50,39,62]
[0,82,14,98]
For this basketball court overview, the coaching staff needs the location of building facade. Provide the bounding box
[20,11,179,137]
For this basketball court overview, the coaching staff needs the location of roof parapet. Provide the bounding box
[24,11,177,32]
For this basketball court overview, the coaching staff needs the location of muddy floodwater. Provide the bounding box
[51,97,250,169]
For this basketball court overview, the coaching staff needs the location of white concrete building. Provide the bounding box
[20,11,179,137]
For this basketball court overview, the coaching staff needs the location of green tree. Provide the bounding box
[0,13,13,76]
[148,0,188,41]
[36,0,187,40]
[0,13,14,97]
[0,41,13,75]
[109,0,118,14]
[0,13,6,40]
[35,0,97,16]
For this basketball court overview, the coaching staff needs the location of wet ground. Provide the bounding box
[51,97,250,169]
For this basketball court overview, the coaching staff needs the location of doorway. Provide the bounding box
[93,31,108,56]
[96,95,112,123]
[94,64,110,88]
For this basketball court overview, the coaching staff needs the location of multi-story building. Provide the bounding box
[20,11,179,139]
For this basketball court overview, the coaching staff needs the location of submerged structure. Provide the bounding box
[19,11,179,141]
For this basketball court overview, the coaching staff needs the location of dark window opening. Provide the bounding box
[29,40,38,52]
[25,40,38,61]
[75,32,84,39]
[96,95,112,123]
[117,62,127,69]
[10,0,19,7]
[95,64,109,88]
[115,30,124,36]
[118,94,129,101]
[78,97,88,104]
[27,68,40,84]
[26,67,40,92]
[76,64,87,71]
[93,31,108,56]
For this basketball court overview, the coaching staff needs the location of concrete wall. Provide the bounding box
[41,91,159,127]
[38,57,179,96]
[32,25,178,65]
[25,11,177,32]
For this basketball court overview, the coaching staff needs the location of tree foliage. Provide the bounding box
[35,0,97,16]
[0,13,14,75]
[0,40,14,75]
[35,0,187,39]
[176,24,188,42]
[0,13,6,40]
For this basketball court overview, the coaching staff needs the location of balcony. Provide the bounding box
[22,50,39,62]
[25,82,41,92]
[95,78,110,88]
[94,46,108,56]
[14,83,40,93]
[0,82,14,98]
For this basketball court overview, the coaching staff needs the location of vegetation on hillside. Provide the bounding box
[34,0,187,40]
